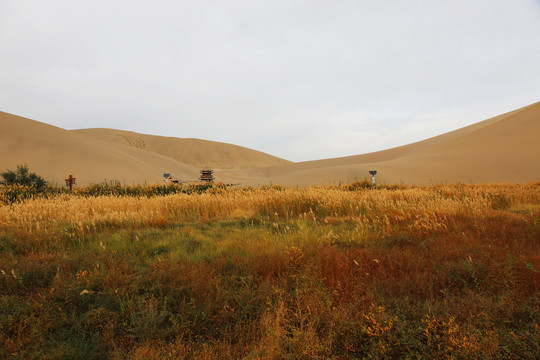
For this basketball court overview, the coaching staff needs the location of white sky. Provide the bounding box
[1,0,539,161]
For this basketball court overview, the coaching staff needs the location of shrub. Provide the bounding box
[0,164,47,191]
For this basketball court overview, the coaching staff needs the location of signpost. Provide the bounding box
[65,175,76,191]
[369,170,377,185]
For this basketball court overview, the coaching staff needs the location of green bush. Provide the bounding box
[0,164,47,191]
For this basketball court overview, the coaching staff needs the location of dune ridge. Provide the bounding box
[0,111,200,185]
[72,128,291,169]
[220,102,540,185]
[1,102,539,186]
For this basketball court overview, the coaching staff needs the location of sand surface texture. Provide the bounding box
[220,102,540,185]
[0,112,199,185]
[1,102,539,186]
[73,128,291,170]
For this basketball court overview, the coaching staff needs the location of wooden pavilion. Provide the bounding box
[200,169,215,183]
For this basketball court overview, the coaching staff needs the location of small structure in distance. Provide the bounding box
[163,173,182,184]
[369,170,377,185]
[65,175,76,190]
[200,169,215,183]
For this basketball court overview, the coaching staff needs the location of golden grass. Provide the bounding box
[0,182,538,359]
[1,183,537,238]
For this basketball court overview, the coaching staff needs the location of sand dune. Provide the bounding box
[1,102,538,187]
[221,102,540,185]
[73,128,291,169]
[0,111,200,185]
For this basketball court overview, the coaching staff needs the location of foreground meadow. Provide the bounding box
[0,182,539,359]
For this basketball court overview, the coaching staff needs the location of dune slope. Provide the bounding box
[73,128,291,169]
[0,112,200,185]
[222,102,540,185]
[2,102,538,186]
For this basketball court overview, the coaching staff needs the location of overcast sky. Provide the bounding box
[1,0,539,161]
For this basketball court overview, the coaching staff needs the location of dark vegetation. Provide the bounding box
[0,164,46,191]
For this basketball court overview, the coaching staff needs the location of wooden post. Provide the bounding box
[65,175,76,190]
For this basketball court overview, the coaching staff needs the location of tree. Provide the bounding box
[0,164,47,190]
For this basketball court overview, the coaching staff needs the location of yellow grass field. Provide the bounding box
[0,182,539,359]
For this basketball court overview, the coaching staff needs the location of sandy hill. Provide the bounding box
[221,102,540,185]
[2,102,538,187]
[73,128,291,169]
[0,111,201,186]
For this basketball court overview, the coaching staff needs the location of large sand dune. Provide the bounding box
[220,102,540,185]
[1,102,539,186]
[0,111,200,185]
[73,128,291,169]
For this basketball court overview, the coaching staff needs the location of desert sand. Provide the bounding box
[1,102,539,186]
[73,128,291,169]
[0,111,200,185]
[220,102,540,185]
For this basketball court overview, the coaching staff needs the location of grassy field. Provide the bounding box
[0,182,539,359]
